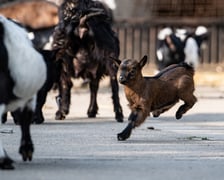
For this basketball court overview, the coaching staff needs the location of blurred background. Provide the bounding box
[0,0,224,86]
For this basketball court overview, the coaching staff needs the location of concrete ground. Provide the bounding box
[0,83,224,180]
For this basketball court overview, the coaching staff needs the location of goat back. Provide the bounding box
[154,63,194,82]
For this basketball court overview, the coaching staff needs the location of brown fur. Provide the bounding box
[114,55,197,140]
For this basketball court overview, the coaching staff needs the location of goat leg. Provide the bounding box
[117,112,137,141]
[1,113,7,124]
[18,107,34,162]
[87,79,99,118]
[55,65,73,120]
[55,87,72,120]
[117,123,133,141]
[0,149,14,170]
[176,96,197,119]
[11,109,21,125]
[176,103,195,119]
[32,88,48,124]
[110,76,123,122]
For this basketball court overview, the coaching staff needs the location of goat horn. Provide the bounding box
[86,11,106,19]
[80,9,106,24]
[88,8,105,13]
[110,56,122,66]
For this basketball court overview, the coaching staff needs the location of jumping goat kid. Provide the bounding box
[113,55,197,141]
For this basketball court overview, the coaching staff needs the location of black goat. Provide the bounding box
[0,15,47,169]
[52,0,123,122]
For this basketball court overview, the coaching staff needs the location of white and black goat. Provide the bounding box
[52,0,123,122]
[0,15,47,169]
[156,26,208,70]
[0,18,60,124]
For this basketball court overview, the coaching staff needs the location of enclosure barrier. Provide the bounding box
[114,18,224,65]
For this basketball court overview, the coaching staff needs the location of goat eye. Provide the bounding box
[130,69,136,76]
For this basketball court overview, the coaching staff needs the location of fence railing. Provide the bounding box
[114,18,224,65]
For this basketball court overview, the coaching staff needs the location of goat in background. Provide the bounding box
[52,0,123,122]
[156,26,208,70]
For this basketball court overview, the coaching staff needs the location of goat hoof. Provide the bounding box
[0,157,14,170]
[55,111,66,120]
[1,113,7,124]
[33,120,44,124]
[117,131,131,141]
[152,113,160,118]
[32,114,44,124]
[117,123,133,141]
[153,114,159,118]
[115,113,124,123]
[13,120,20,125]
[19,142,34,162]
[88,112,96,118]
[117,133,126,141]
[21,151,33,162]
[116,118,123,123]
[175,113,183,120]
[117,132,130,141]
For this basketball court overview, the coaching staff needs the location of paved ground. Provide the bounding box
[0,84,224,179]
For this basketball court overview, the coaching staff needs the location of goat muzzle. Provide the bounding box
[119,75,127,84]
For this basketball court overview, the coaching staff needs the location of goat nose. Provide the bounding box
[119,75,123,81]
[119,75,126,84]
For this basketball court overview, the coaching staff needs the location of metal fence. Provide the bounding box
[114,18,224,65]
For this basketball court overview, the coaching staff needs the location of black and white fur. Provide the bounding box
[156,26,208,70]
[0,15,46,169]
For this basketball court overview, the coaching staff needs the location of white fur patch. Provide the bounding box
[175,28,187,41]
[158,27,173,40]
[4,95,36,113]
[28,32,35,40]
[195,26,207,36]
[0,15,47,98]
[43,36,53,50]
[184,37,199,68]
[156,49,163,61]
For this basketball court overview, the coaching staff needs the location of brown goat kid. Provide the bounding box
[113,55,197,141]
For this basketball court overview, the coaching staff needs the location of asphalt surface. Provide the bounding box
[0,85,224,180]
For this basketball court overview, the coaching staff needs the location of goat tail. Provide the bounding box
[180,62,195,70]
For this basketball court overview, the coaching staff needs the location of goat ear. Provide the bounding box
[110,56,121,66]
[139,55,148,68]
